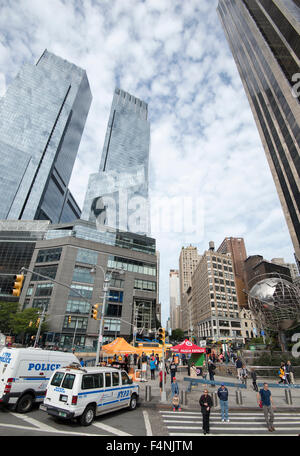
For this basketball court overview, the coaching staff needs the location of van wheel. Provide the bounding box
[129,394,137,410]
[79,405,95,426]
[16,394,34,413]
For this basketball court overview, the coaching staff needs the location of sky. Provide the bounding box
[0,0,296,327]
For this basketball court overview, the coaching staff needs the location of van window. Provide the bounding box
[105,372,111,387]
[121,371,130,385]
[112,372,120,386]
[81,373,104,390]
[51,372,64,386]
[62,374,75,389]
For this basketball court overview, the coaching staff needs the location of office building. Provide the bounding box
[217,237,248,307]
[18,220,158,348]
[169,269,180,330]
[271,257,299,280]
[244,254,292,291]
[179,245,201,335]
[81,88,150,235]
[191,242,242,342]
[0,49,92,223]
[217,0,300,266]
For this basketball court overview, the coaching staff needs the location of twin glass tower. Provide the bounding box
[0,50,151,236]
[81,88,151,236]
[0,50,92,223]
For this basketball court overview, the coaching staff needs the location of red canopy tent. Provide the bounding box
[170,339,206,353]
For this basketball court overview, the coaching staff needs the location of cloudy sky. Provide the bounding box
[0,0,295,326]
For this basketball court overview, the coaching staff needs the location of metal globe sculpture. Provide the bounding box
[248,274,300,331]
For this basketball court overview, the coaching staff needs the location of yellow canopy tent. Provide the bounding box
[101,337,140,355]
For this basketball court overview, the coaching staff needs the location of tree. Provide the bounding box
[10,308,48,344]
[0,301,18,334]
[170,328,184,342]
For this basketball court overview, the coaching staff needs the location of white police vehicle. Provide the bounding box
[41,365,139,426]
[0,347,79,413]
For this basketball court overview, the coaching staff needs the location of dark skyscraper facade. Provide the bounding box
[0,50,92,223]
[81,88,150,235]
[217,0,300,265]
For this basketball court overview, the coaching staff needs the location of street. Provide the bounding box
[1,402,300,436]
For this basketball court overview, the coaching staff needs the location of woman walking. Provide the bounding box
[199,389,213,435]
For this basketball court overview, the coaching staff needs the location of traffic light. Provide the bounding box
[91,303,99,320]
[68,316,72,324]
[12,274,25,297]
[36,318,40,328]
[28,320,33,327]
[158,327,165,345]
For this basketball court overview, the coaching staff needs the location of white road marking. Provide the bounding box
[92,421,132,436]
[143,410,153,436]
[0,421,101,436]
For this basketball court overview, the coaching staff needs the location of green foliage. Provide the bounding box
[170,328,184,342]
[255,351,300,366]
[0,301,18,334]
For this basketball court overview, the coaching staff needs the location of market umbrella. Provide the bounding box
[170,339,206,353]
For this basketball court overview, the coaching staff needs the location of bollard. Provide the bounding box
[285,389,292,405]
[212,392,218,407]
[145,385,151,402]
[180,390,187,406]
[235,389,243,405]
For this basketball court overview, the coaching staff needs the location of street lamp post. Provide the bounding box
[90,265,124,366]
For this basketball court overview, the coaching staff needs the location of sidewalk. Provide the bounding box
[136,366,300,411]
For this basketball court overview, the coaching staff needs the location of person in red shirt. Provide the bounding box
[159,369,167,393]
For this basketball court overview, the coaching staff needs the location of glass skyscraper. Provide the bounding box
[217,0,300,267]
[0,49,92,223]
[81,88,150,235]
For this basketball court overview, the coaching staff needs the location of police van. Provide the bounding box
[41,365,139,426]
[0,347,79,413]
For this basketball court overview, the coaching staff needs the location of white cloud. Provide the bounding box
[0,0,296,327]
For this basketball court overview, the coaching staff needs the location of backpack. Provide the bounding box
[172,394,179,406]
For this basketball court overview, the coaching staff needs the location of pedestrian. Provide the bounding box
[257,383,276,432]
[278,362,286,384]
[155,354,159,370]
[159,369,166,393]
[240,364,249,387]
[208,359,216,386]
[79,358,84,367]
[217,383,229,422]
[150,357,156,380]
[172,393,181,412]
[141,352,148,381]
[235,357,243,379]
[170,358,177,383]
[285,360,294,384]
[251,368,258,392]
[133,353,138,366]
[199,389,213,435]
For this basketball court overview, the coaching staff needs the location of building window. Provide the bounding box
[66,299,90,314]
[108,256,156,276]
[108,290,123,303]
[32,298,50,311]
[103,318,121,332]
[31,265,58,281]
[69,284,93,300]
[72,266,94,284]
[106,304,122,317]
[35,283,53,297]
[76,248,98,265]
[134,279,156,292]
[36,248,62,263]
[63,316,88,330]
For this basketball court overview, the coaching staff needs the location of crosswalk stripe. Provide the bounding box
[166,426,300,430]
[163,419,300,424]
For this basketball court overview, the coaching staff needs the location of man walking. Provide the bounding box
[217,383,229,422]
[257,383,276,432]
[235,357,243,380]
[170,358,177,383]
[141,352,148,381]
[251,368,258,392]
[199,389,213,435]
[208,359,216,386]
[150,357,156,380]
